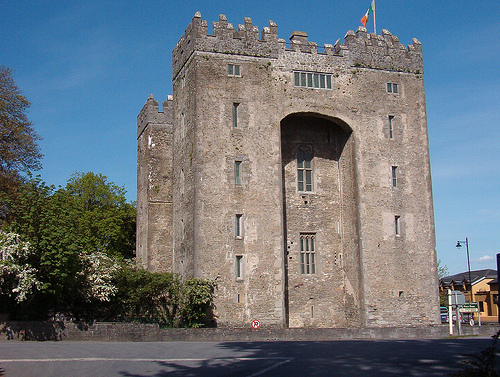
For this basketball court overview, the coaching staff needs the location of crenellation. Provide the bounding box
[213,14,237,39]
[324,43,334,55]
[173,13,423,80]
[137,94,167,139]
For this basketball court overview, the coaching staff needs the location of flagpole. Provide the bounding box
[373,0,377,34]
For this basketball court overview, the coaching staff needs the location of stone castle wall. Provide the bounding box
[137,12,439,328]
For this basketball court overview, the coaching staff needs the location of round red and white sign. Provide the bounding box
[250,319,261,329]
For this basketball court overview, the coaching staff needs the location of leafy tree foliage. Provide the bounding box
[1,172,214,327]
[2,173,136,319]
[180,278,216,328]
[0,67,42,223]
[64,172,136,259]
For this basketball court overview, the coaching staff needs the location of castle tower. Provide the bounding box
[137,12,439,328]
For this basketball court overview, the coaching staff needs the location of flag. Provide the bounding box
[361,0,375,27]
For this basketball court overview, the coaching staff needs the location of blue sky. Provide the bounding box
[1,0,498,275]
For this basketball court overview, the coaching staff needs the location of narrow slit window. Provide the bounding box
[395,215,401,236]
[235,161,242,185]
[389,115,394,139]
[235,214,243,238]
[392,166,398,187]
[233,103,239,128]
[236,255,243,279]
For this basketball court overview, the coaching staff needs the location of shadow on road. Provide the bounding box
[118,338,496,377]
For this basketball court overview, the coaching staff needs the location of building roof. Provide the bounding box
[440,269,497,286]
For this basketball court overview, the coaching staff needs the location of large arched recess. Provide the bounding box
[280,112,362,328]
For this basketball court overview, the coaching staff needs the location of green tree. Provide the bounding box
[3,173,136,319]
[0,67,42,224]
[64,172,136,259]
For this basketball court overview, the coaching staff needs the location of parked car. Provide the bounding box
[440,306,466,323]
[440,307,448,323]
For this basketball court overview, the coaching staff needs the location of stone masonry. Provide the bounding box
[137,12,440,328]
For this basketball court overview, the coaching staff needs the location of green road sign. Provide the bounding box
[459,302,479,313]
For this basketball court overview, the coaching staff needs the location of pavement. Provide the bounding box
[0,337,498,376]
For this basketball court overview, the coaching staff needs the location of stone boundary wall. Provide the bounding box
[1,322,498,342]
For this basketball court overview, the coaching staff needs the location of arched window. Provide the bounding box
[297,147,313,191]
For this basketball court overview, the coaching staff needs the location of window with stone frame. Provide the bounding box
[387,82,399,94]
[395,215,401,236]
[294,71,332,90]
[391,166,398,187]
[228,64,241,77]
[235,255,243,279]
[300,233,316,274]
[235,214,243,238]
[233,103,239,128]
[297,146,313,192]
[388,115,394,139]
[234,161,242,185]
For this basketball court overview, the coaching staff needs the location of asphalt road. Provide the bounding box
[0,337,497,376]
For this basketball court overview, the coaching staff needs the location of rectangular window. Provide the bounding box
[301,72,307,87]
[389,115,394,139]
[387,83,399,94]
[300,233,316,274]
[235,161,242,185]
[297,148,313,191]
[392,166,398,187]
[232,103,239,128]
[228,64,240,76]
[395,215,401,236]
[294,71,333,90]
[235,214,243,238]
[326,75,332,89]
[236,255,243,279]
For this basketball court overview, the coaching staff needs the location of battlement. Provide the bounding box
[137,94,173,139]
[172,13,424,79]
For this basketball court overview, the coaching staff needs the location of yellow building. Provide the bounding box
[440,269,498,322]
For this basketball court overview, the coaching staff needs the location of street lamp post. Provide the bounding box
[456,238,472,302]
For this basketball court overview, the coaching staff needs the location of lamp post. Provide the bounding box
[456,238,472,302]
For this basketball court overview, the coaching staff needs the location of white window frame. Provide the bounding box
[294,71,332,90]
[387,83,399,94]
[297,147,313,192]
[300,233,316,275]
[228,64,241,77]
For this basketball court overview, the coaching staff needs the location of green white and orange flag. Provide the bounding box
[361,0,375,27]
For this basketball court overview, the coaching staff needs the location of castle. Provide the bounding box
[137,12,440,328]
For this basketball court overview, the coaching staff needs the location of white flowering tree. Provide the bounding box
[0,231,41,303]
[80,251,120,302]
